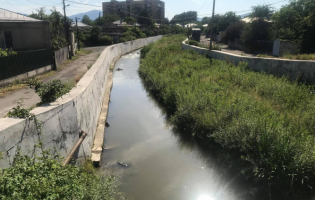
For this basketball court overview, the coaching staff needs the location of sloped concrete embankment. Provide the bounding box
[182,39,315,82]
[0,36,163,169]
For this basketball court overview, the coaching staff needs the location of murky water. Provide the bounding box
[100,50,253,200]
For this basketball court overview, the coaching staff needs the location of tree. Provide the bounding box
[29,7,48,20]
[272,0,315,53]
[250,4,273,20]
[201,17,211,25]
[81,15,93,25]
[124,17,137,25]
[222,21,246,43]
[102,13,120,23]
[170,11,197,25]
[240,4,274,50]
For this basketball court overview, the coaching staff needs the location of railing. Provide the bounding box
[0,49,52,81]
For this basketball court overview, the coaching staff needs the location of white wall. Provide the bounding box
[0,36,163,169]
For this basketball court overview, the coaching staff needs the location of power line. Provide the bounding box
[65,0,101,7]
[198,0,208,13]
[25,0,56,7]
[4,0,21,12]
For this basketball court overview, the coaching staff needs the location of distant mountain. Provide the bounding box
[69,10,102,21]
[240,13,251,18]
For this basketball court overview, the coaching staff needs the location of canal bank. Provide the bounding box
[0,36,163,169]
[99,50,255,200]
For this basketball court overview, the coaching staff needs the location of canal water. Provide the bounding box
[100,50,253,200]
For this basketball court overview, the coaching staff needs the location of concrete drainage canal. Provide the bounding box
[100,49,255,200]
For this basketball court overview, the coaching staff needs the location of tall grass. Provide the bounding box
[282,53,315,60]
[139,35,315,199]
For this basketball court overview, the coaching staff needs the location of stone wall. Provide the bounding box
[182,39,315,82]
[0,36,163,169]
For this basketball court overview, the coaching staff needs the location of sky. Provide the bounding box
[0,0,289,19]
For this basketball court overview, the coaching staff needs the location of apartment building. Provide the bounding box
[102,0,165,23]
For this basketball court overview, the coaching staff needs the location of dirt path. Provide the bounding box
[199,35,256,57]
[0,46,106,118]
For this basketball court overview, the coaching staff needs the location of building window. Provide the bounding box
[4,31,13,49]
[146,3,151,7]
[157,2,161,7]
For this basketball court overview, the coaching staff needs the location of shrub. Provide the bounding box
[29,79,73,104]
[100,35,113,45]
[0,48,17,57]
[139,35,315,199]
[7,103,32,119]
[240,20,272,51]
[0,151,125,200]
[222,21,245,43]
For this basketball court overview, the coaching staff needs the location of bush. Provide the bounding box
[7,103,32,119]
[0,48,17,57]
[0,151,125,200]
[241,20,272,51]
[100,35,113,45]
[29,79,73,104]
[139,35,315,199]
[222,21,245,43]
[185,40,199,46]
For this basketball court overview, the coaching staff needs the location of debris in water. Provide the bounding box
[118,162,129,167]
[116,68,123,71]
[105,122,110,127]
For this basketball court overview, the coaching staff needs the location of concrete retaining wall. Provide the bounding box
[0,36,163,169]
[182,39,315,82]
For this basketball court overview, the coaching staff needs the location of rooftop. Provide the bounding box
[71,22,91,28]
[0,8,41,22]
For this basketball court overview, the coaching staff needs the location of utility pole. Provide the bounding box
[209,0,216,51]
[76,17,80,50]
[63,0,71,59]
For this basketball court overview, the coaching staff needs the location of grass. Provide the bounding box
[139,35,315,199]
[0,49,93,97]
[282,53,315,60]
[257,54,274,58]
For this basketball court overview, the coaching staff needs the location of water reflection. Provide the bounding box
[100,50,256,200]
[197,194,215,200]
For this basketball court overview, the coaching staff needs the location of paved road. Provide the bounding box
[0,46,106,118]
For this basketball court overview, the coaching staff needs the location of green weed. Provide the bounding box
[0,150,125,199]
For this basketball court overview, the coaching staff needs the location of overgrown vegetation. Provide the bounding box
[139,35,315,199]
[118,27,146,43]
[282,53,315,60]
[7,101,33,119]
[0,150,125,200]
[0,48,17,57]
[29,79,74,104]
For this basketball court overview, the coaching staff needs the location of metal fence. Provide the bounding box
[0,49,52,81]
[54,46,69,68]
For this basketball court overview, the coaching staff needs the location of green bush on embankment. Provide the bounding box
[0,150,125,200]
[139,35,315,199]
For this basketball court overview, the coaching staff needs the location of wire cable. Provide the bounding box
[25,0,56,7]
[4,0,21,12]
